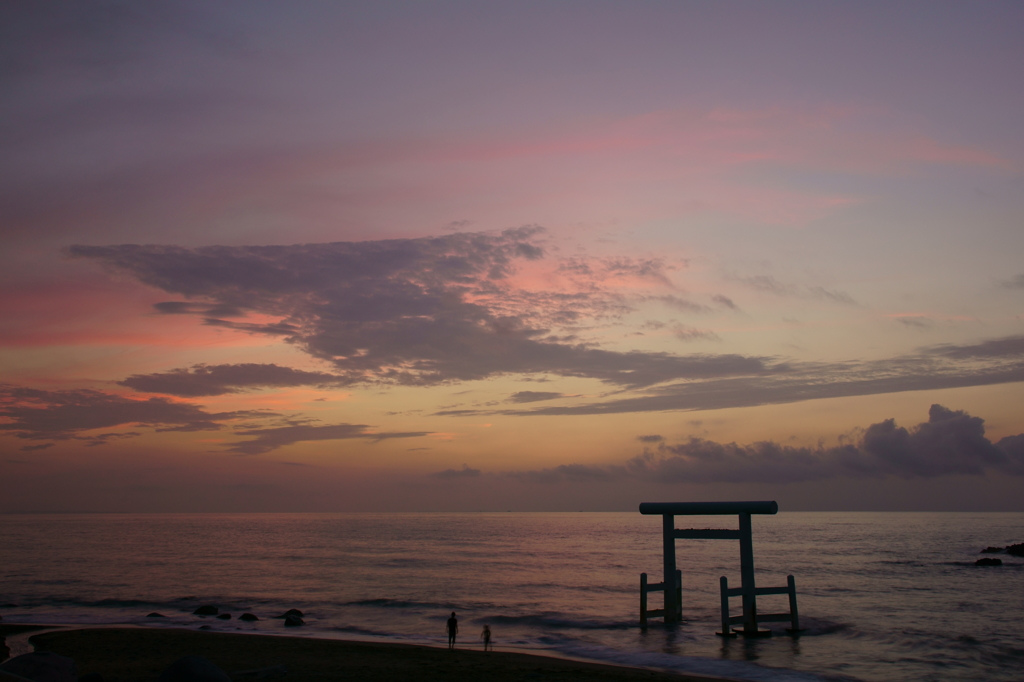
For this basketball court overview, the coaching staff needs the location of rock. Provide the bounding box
[0,651,78,682]
[980,546,1004,554]
[158,656,231,682]
[976,557,1002,566]
[198,626,211,630]
[1,637,9,663]
[283,615,304,627]
[272,609,303,619]
[238,613,259,622]
[215,614,231,620]
[192,606,218,616]
[1007,543,1024,557]
[147,613,166,618]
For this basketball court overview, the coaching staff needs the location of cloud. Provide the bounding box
[712,295,738,310]
[20,443,54,452]
[507,391,564,403]
[1000,274,1024,289]
[506,405,1024,484]
[80,431,143,447]
[807,286,857,306]
[627,404,1022,482]
[153,302,245,317]
[926,335,1024,360]
[226,423,430,455]
[119,363,349,397]
[557,256,677,288]
[672,325,720,342]
[492,336,1024,416]
[70,230,776,388]
[432,464,481,479]
[637,435,664,443]
[894,315,932,328]
[0,385,260,442]
[734,275,856,306]
[649,295,712,314]
[505,463,623,484]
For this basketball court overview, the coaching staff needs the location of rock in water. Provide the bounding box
[147,612,166,618]
[1007,543,1024,557]
[238,613,259,621]
[158,656,231,682]
[193,605,218,616]
[272,609,303,619]
[976,557,1002,566]
[0,651,78,682]
[980,546,1004,554]
[283,615,304,627]
[216,614,231,620]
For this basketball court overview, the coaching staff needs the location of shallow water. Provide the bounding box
[1,512,1022,681]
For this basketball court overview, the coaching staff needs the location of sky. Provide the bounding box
[2,1,1024,512]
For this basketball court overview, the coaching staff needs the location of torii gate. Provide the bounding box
[639,500,800,636]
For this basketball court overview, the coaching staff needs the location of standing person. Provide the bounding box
[481,624,492,651]
[446,612,458,650]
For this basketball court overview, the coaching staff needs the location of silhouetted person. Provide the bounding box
[446,612,458,649]
[481,624,491,651]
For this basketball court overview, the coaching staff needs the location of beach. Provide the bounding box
[2,625,735,682]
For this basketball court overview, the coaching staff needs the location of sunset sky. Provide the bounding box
[3,1,1024,512]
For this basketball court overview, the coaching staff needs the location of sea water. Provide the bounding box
[1,512,1022,682]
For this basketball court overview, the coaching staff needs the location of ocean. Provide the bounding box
[1,512,1022,682]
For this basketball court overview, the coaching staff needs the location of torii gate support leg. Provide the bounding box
[663,513,678,622]
[738,512,758,634]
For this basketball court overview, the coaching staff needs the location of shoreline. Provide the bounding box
[2,624,746,682]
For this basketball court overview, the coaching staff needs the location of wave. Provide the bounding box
[481,612,634,631]
[342,598,454,610]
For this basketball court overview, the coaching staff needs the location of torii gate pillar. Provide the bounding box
[662,512,678,621]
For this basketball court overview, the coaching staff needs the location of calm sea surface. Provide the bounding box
[1,512,1022,682]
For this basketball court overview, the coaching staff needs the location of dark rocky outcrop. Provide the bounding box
[198,625,212,630]
[272,609,303,619]
[283,615,304,627]
[976,557,1002,566]
[238,613,259,622]
[158,656,231,682]
[192,606,218,616]
[215,614,231,620]
[146,612,166,618]
[980,546,1004,554]
[1007,543,1024,557]
[0,651,78,682]
[1,636,9,663]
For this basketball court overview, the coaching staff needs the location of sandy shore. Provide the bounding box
[1,625,741,682]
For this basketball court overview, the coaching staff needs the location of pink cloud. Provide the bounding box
[0,274,277,350]
[230,105,1007,231]
[10,105,1010,251]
